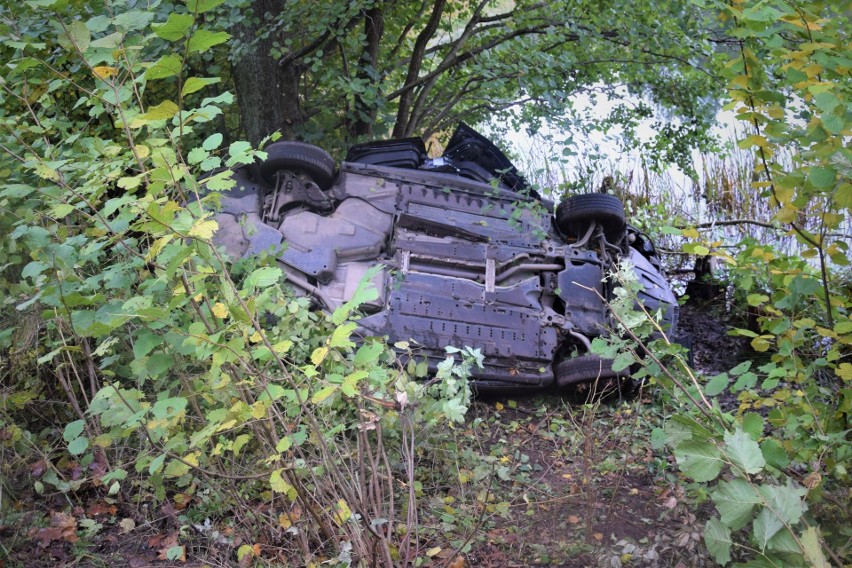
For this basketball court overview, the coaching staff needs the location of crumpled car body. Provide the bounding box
[211,124,678,392]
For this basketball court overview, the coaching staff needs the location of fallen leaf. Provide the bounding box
[593,532,604,542]
[173,493,192,510]
[425,546,441,557]
[567,515,580,524]
[119,518,136,534]
[34,511,78,547]
[448,556,465,568]
[155,533,185,562]
[87,502,117,517]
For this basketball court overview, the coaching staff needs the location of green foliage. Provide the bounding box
[0,3,480,565]
[226,0,726,158]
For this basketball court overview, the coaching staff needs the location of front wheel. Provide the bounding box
[259,141,336,189]
[555,193,626,243]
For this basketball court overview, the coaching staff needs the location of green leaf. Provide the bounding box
[153,13,194,41]
[723,428,765,475]
[674,439,723,482]
[113,9,154,31]
[187,30,230,53]
[753,507,784,551]
[145,54,182,80]
[354,342,383,367]
[133,332,163,359]
[766,527,800,554]
[801,527,830,568]
[166,546,185,561]
[181,77,220,97]
[63,20,90,53]
[202,133,223,151]
[731,372,757,392]
[137,100,179,122]
[152,397,187,420]
[611,351,633,372]
[246,266,282,290]
[329,322,357,350]
[149,454,166,475]
[311,385,338,404]
[163,458,190,478]
[703,517,732,565]
[821,114,844,135]
[186,0,226,13]
[712,478,760,530]
[760,439,789,470]
[67,436,89,455]
[650,427,667,450]
[741,413,763,440]
[331,265,382,324]
[704,373,729,396]
[187,147,208,165]
[63,419,85,442]
[342,370,367,397]
[758,482,806,525]
[226,140,253,166]
[808,166,836,189]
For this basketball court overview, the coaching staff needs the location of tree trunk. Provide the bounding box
[231,0,305,146]
[349,6,384,139]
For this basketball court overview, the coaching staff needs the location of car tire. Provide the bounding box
[554,354,629,388]
[259,141,336,189]
[556,193,626,242]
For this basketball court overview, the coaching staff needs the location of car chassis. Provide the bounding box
[210,124,678,392]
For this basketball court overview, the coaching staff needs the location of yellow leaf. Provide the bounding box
[774,185,794,204]
[682,228,700,239]
[250,401,267,419]
[426,547,441,557]
[188,218,218,240]
[135,144,151,159]
[270,468,294,496]
[751,336,772,352]
[278,512,292,529]
[332,499,351,526]
[311,346,329,366]
[211,302,228,319]
[837,363,852,381]
[249,330,262,343]
[495,402,504,410]
[776,204,798,224]
[730,74,750,89]
[93,66,118,79]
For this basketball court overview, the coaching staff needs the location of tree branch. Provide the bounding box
[392,0,447,138]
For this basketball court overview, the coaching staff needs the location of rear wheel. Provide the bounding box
[260,141,336,189]
[554,354,629,387]
[556,194,626,242]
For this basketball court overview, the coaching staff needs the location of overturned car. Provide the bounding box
[211,124,678,392]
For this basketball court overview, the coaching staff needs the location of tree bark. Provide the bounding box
[231,0,305,146]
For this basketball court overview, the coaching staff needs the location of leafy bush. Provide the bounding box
[0,3,483,565]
